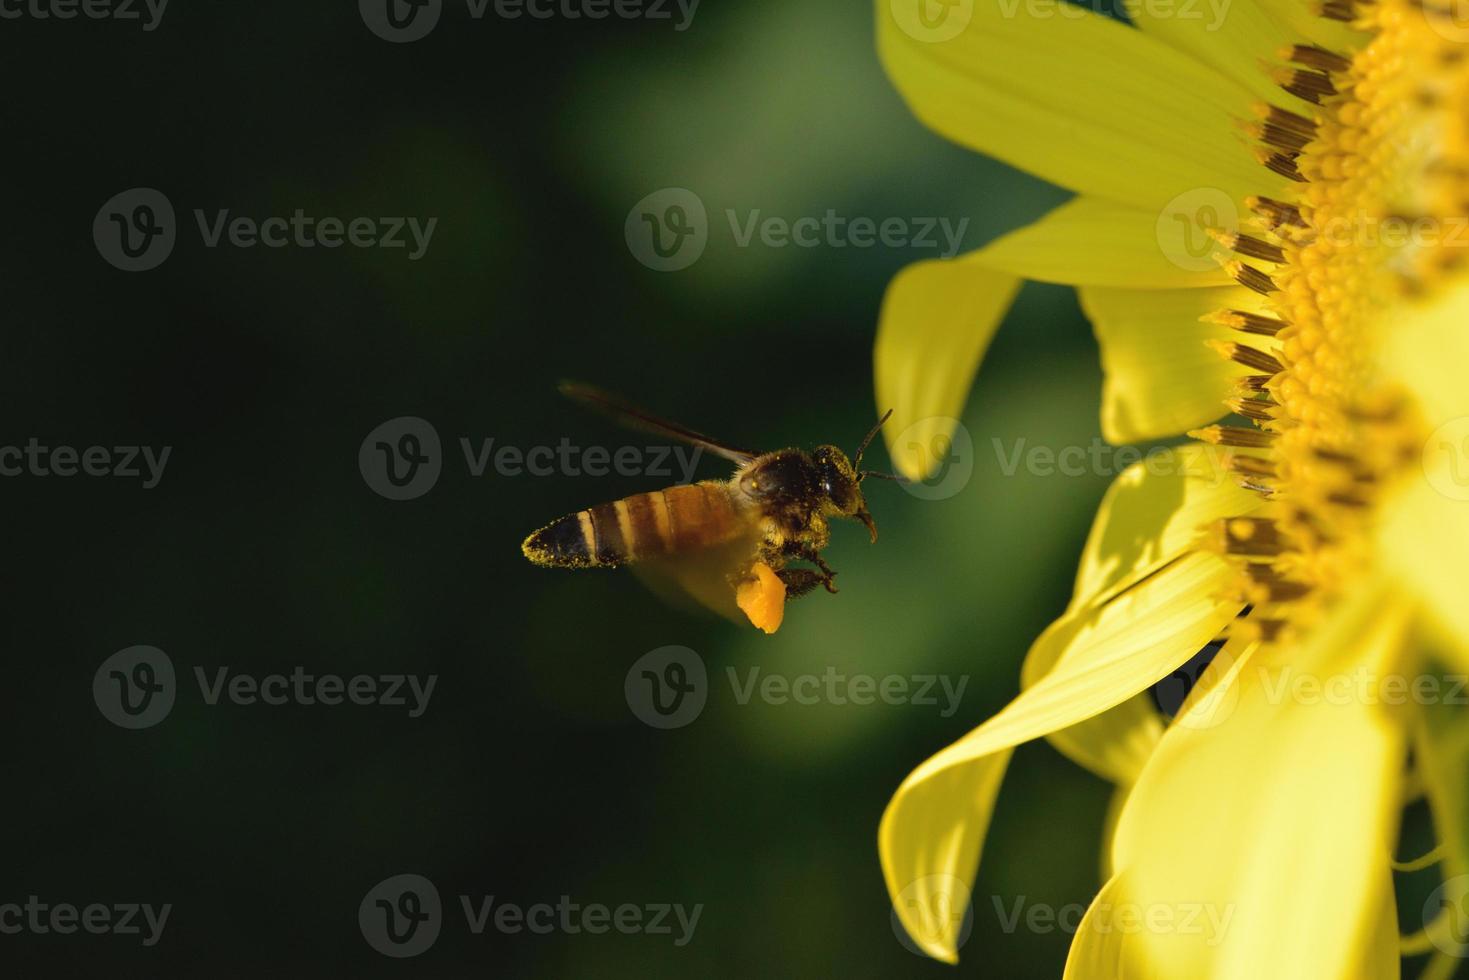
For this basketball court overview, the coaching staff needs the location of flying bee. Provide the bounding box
[521,383,897,633]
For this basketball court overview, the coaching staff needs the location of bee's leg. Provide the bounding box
[776,568,828,599]
[780,543,839,594]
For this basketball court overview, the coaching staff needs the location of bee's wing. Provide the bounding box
[631,528,764,625]
[559,382,758,465]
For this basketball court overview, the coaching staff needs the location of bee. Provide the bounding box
[521,383,896,632]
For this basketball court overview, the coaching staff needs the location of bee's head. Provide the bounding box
[813,409,895,544]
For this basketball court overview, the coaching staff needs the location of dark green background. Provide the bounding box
[0,0,1262,975]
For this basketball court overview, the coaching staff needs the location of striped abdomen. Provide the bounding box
[522,481,747,568]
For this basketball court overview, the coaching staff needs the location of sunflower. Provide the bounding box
[873,0,1469,975]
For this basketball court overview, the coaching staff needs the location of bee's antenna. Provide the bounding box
[853,409,893,474]
[859,470,907,483]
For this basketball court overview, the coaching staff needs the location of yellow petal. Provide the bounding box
[1356,874,1403,980]
[878,0,1281,210]
[1105,584,1408,979]
[1123,0,1309,106]
[1067,443,1264,609]
[882,749,1012,964]
[1063,868,1401,980]
[1021,612,1164,785]
[1019,444,1260,783]
[1080,285,1275,444]
[874,258,1021,480]
[975,197,1235,289]
[1379,478,1469,673]
[1380,282,1469,669]
[882,551,1242,961]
